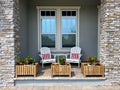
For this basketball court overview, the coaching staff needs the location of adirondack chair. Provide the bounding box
[66,47,82,68]
[39,47,56,68]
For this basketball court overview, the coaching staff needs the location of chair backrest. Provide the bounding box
[70,47,81,59]
[40,47,51,59]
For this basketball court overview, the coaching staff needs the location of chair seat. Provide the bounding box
[66,59,80,63]
[42,59,56,63]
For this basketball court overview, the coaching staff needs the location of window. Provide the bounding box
[37,6,80,51]
[61,11,77,47]
[40,11,56,47]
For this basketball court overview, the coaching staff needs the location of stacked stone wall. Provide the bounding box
[100,0,120,85]
[0,0,20,86]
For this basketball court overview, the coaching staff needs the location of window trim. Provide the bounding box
[61,12,78,48]
[37,6,80,52]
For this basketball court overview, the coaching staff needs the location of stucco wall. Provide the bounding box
[20,0,100,60]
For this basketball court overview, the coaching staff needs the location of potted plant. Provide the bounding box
[87,56,97,65]
[25,56,35,65]
[16,56,39,77]
[59,56,66,65]
[16,58,24,65]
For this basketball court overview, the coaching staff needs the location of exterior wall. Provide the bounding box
[0,0,20,86]
[19,0,28,58]
[100,0,120,85]
[27,0,99,60]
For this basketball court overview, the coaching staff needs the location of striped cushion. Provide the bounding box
[71,53,78,59]
[42,54,50,60]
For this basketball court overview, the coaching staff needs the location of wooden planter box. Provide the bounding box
[51,63,71,77]
[15,64,39,77]
[83,64,104,77]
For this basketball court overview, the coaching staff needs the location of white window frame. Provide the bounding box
[37,6,80,52]
[40,10,56,48]
[61,12,78,48]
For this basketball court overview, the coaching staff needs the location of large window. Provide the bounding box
[40,11,56,47]
[61,11,77,47]
[37,6,80,51]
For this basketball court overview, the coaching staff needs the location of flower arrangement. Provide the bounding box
[17,56,35,65]
[87,56,97,65]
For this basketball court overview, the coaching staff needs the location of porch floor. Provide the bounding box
[14,64,106,80]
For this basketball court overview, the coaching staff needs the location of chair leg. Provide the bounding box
[42,63,44,68]
[78,63,80,68]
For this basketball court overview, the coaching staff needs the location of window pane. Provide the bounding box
[62,11,66,16]
[46,11,50,16]
[41,11,45,16]
[62,18,77,33]
[72,11,76,16]
[41,18,56,34]
[62,34,76,47]
[67,11,71,16]
[51,11,55,16]
[42,34,55,47]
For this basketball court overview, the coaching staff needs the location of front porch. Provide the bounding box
[0,0,120,87]
[14,63,106,86]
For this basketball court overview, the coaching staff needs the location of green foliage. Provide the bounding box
[25,56,35,64]
[87,56,97,65]
[16,58,24,65]
[59,56,66,65]
[17,56,35,65]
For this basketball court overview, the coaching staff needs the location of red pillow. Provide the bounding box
[42,54,50,60]
[71,53,78,59]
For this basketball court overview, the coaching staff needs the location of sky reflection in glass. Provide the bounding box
[41,18,56,34]
[62,18,76,33]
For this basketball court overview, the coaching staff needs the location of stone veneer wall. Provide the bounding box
[100,0,120,85]
[0,0,20,86]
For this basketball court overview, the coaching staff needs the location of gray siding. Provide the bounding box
[19,0,28,58]
[20,0,100,61]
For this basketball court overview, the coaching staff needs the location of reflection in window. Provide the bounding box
[62,18,76,33]
[42,34,55,47]
[62,34,76,47]
[61,11,77,47]
[40,11,56,48]
[41,19,56,34]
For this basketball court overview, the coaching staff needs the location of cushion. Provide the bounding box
[42,54,50,60]
[71,53,79,59]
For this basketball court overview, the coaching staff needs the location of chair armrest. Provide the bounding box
[79,54,82,59]
[66,54,70,58]
[39,54,43,59]
[51,54,55,59]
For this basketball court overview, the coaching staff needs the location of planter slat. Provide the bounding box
[16,64,39,77]
[51,63,71,77]
[83,64,104,77]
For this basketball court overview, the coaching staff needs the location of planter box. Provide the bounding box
[51,63,71,77]
[83,64,104,77]
[15,64,39,77]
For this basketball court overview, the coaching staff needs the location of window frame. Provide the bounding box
[40,10,56,48]
[61,11,78,48]
[37,6,80,52]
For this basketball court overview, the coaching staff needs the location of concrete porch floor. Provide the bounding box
[1,86,120,90]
